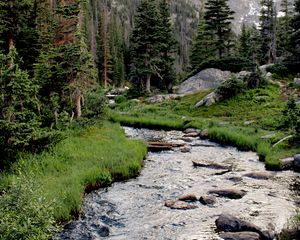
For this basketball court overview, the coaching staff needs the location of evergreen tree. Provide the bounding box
[190,7,215,70]
[277,0,293,58]
[0,47,41,164]
[290,0,300,62]
[157,0,177,92]
[204,0,235,58]
[260,0,277,64]
[129,0,161,94]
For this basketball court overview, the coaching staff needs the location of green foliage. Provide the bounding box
[290,0,300,60]
[243,71,267,89]
[83,87,106,118]
[282,96,300,135]
[191,56,255,75]
[115,95,128,104]
[216,75,246,100]
[266,64,290,77]
[204,0,235,58]
[0,171,58,240]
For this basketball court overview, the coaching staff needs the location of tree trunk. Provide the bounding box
[146,74,151,93]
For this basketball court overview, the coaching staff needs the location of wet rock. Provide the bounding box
[219,231,261,240]
[293,154,300,171]
[199,129,209,138]
[178,194,198,202]
[183,132,200,138]
[96,226,110,237]
[244,172,273,180]
[208,189,246,199]
[165,200,198,210]
[192,161,231,170]
[180,147,191,153]
[183,128,200,134]
[180,137,193,143]
[227,177,243,182]
[147,141,185,152]
[281,157,294,170]
[216,214,274,240]
[199,195,216,205]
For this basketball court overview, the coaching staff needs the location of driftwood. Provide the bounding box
[272,135,293,148]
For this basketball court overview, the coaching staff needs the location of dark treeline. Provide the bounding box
[0,0,300,166]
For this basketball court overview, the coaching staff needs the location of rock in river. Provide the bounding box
[199,195,216,205]
[165,200,198,210]
[294,154,300,171]
[178,194,198,202]
[208,189,246,199]
[219,231,261,240]
[244,172,273,180]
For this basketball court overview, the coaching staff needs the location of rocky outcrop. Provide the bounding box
[208,189,246,199]
[195,91,221,107]
[177,68,231,95]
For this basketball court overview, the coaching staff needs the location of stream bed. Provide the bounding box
[59,127,299,240]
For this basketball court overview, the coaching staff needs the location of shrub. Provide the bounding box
[115,95,127,104]
[83,87,106,118]
[216,75,246,100]
[282,96,300,135]
[0,172,58,240]
[243,71,267,89]
[266,64,290,78]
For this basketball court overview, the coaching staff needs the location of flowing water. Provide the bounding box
[59,127,299,240]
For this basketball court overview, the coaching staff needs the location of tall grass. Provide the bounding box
[0,121,147,239]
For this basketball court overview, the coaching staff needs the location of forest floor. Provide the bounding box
[108,82,300,170]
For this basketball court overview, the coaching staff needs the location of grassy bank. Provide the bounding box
[0,121,147,239]
[109,84,299,170]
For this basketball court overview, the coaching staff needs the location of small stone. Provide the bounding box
[208,189,247,199]
[178,194,198,202]
[281,157,294,170]
[180,147,191,153]
[165,200,198,210]
[199,196,216,205]
[244,120,255,125]
[260,133,276,139]
[244,172,273,180]
[97,226,110,237]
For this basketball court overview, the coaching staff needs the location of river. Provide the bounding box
[59,127,299,240]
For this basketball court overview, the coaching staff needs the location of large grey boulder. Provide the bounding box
[177,68,231,95]
[294,154,300,171]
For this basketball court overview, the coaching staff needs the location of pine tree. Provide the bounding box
[190,7,215,70]
[157,0,177,92]
[0,47,41,164]
[290,0,300,61]
[260,0,277,64]
[204,0,235,59]
[129,0,161,94]
[277,0,293,58]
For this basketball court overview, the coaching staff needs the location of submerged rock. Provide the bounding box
[165,200,198,210]
[244,172,273,180]
[208,189,246,199]
[219,231,261,240]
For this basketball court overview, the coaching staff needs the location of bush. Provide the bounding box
[243,71,267,89]
[0,172,58,240]
[282,96,300,135]
[115,95,127,104]
[216,75,246,100]
[266,64,290,78]
[83,88,106,118]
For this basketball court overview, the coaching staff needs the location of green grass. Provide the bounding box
[109,84,300,169]
[0,121,147,239]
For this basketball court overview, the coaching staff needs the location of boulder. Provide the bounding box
[199,195,216,205]
[177,68,231,95]
[244,172,273,180]
[195,91,221,107]
[165,200,198,210]
[294,154,300,171]
[183,128,200,134]
[199,129,209,138]
[216,214,275,240]
[145,94,183,103]
[281,157,294,170]
[259,64,274,75]
[178,194,198,202]
[208,189,246,199]
[180,147,191,153]
[219,231,261,240]
[294,78,300,86]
